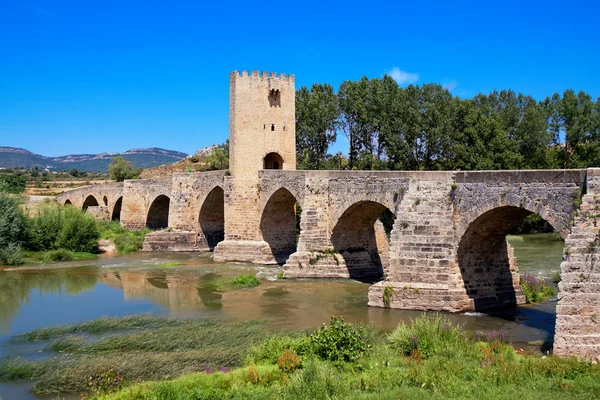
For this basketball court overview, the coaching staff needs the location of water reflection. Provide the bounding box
[0,234,563,346]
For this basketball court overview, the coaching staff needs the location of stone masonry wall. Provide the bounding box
[555,168,600,361]
[121,178,172,230]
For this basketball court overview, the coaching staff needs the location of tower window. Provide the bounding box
[264,124,266,130]
[268,89,281,107]
[271,124,275,132]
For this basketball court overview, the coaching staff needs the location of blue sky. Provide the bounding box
[1,1,598,157]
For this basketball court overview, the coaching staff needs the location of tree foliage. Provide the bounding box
[0,174,27,194]
[108,156,140,182]
[296,77,600,171]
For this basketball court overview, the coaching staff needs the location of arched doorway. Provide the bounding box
[198,187,225,251]
[263,152,284,170]
[146,195,170,230]
[82,195,99,211]
[260,188,299,264]
[457,206,558,311]
[331,201,395,281]
[111,197,123,221]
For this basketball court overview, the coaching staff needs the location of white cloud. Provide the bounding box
[386,67,419,85]
[443,82,458,91]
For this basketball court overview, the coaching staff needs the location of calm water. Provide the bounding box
[0,234,563,399]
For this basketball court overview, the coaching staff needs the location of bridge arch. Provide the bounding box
[331,200,396,281]
[263,152,284,170]
[82,195,99,211]
[260,187,299,264]
[457,205,560,311]
[111,197,123,221]
[198,186,225,251]
[103,196,108,206]
[64,199,72,206]
[146,195,170,230]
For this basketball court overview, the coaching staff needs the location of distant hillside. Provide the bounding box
[0,147,189,172]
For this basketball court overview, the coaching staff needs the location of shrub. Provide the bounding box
[0,195,29,249]
[0,174,26,194]
[54,207,100,253]
[308,316,371,362]
[43,249,74,262]
[246,335,310,365]
[521,273,555,303]
[277,350,301,373]
[114,236,145,253]
[388,314,464,358]
[0,243,24,265]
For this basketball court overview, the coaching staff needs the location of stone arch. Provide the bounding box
[103,196,108,206]
[260,188,299,264]
[111,197,123,221]
[331,200,396,281]
[198,186,225,251]
[82,195,99,211]
[64,200,72,206]
[263,152,284,170]
[146,195,170,230]
[457,205,559,311]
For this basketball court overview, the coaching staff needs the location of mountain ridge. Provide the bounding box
[0,146,189,172]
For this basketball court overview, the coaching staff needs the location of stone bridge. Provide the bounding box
[54,70,600,360]
[57,167,600,360]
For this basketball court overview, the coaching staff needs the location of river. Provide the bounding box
[0,233,563,399]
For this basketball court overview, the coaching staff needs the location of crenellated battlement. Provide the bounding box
[231,70,294,83]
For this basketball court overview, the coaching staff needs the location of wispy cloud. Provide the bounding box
[442,81,458,91]
[386,67,419,85]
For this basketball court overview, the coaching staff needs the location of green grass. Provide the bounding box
[1,317,275,396]
[22,249,98,264]
[4,315,600,399]
[97,221,150,254]
[215,274,260,290]
[93,314,600,400]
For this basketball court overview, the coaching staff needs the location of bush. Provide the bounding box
[0,195,29,250]
[246,335,310,365]
[0,174,26,194]
[308,316,371,363]
[0,243,24,265]
[113,235,145,253]
[387,314,465,358]
[55,207,99,253]
[29,204,99,253]
[43,249,74,262]
[521,273,555,303]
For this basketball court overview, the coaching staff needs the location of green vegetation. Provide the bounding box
[296,79,600,171]
[383,286,392,308]
[216,274,261,290]
[0,196,148,266]
[520,273,556,303]
[97,221,149,254]
[7,314,594,399]
[0,174,27,193]
[108,156,142,182]
[0,317,274,396]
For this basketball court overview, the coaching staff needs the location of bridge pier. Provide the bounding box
[554,168,600,360]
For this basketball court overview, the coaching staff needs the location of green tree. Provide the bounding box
[108,156,140,182]
[204,140,229,170]
[0,174,27,194]
[296,83,338,169]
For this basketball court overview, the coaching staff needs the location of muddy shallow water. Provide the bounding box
[0,233,563,399]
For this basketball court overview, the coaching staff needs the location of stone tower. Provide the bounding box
[214,70,296,264]
[229,70,296,177]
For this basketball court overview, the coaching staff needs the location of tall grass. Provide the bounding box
[97,221,149,253]
[95,315,600,400]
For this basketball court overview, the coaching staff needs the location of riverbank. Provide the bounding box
[2,315,599,399]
